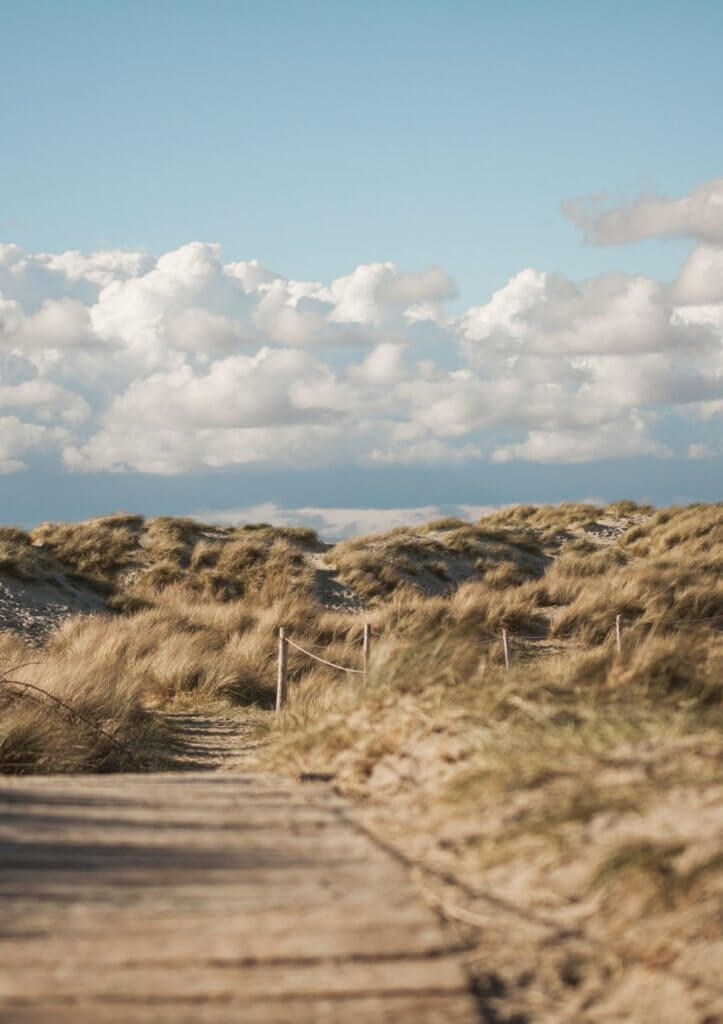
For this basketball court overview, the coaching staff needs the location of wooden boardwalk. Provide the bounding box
[0,771,480,1022]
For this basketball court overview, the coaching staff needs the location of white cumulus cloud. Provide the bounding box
[492,418,672,464]
[0,215,721,475]
[0,415,67,474]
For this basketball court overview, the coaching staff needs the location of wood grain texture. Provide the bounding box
[0,772,480,1022]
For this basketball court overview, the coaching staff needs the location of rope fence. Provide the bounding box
[285,637,365,675]
[4,608,719,729]
[275,612,722,710]
[277,624,372,711]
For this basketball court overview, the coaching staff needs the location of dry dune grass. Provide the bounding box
[480,498,652,535]
[329,520,550,603]
[546,505,722,647]
[0,627,167,773]
[0,525,69,582]
[324,499,666,607]
[0,586,319,773]
[30,513,318,598]
[1,515,322,771]
[31,513,146,588]
[1,501,722,1017]
[1,501,720,776]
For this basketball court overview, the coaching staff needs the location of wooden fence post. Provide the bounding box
[363,623,372,679]
[276,627,288,712]
[502,628,510,671]
[615,614,623,656]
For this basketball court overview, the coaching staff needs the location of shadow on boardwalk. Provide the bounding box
[0,716,483,1023]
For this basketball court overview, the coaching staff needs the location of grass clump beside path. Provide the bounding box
[0,629,168,773]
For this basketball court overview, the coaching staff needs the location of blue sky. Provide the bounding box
[1,1,722,530]
[4,1,720,293]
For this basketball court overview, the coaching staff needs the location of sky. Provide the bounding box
[1,1,722,533]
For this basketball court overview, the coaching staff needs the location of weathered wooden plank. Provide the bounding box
[0,771,480,1021]
[0,771,329,794]
[1,993,478,1024]
[0,956,471,1001]
[0,908,459,962]
[0,805,340,829]
[1,876,417,917]
[0,867,412,908]
[0,828,385,860]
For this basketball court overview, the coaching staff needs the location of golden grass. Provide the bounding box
[0,514,326,772]
[0,527,47,580]
[2,500,720,1019]
[0,628,168,773]
[27,513,319,603]
[329,520,550,602]
[272,627,722,781]
[1,504,720,776]
[31,513,146,587]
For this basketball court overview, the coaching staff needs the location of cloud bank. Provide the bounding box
[196,503,497,540]
[562,178,723,245]
[1,180,722,476]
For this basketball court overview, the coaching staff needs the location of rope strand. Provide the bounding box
[285,637,365,674]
